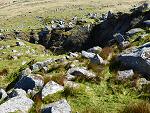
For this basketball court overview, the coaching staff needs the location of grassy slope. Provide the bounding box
[0,0,148,31]
[0,0,150,113]
[0,38,64,87]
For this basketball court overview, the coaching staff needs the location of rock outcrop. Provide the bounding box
[117,43,150,79]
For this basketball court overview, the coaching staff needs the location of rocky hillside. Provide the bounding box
[0,2,150,113]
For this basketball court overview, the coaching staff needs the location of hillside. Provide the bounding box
[0,0,149,31]
[0,1,150,113]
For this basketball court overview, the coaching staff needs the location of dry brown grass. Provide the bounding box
[121,101,150,113]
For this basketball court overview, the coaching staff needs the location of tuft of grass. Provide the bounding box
[120,101,150,113]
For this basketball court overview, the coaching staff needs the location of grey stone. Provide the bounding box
[120,41,130,48]
[21,68,32,75]
[14,74,44,92]
[90,54,104,65]
[87,46,102,54]
[113,33,125,44]
[31,59,55,72]
[12,50,17,53]
[66,67,96,80]
[8,89,26,98]
[126,28,144,36]
[118,69,134,80]
[10,55,18,60]
[0,89,7,102]
[81,51,95,59]
[117,43,150,79]
[42,81,64,99]
[16,41,25,46]
[31,62,45,71]
[69,52,79,58]
[0,96,34,113]
[137,78,150,85]
[64,80,80,88]
[143,20,150,26]
[0,46,4,50]
[42,99,71,113]
[82,51,104,65]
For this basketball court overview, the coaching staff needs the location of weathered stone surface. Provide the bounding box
[66,67,96,80]
[31,62,45,71]
[118,69,134,80]
[90,54,104,65]
[21,68,32,75]
[31,59,54,71]
[82,51,104,65]
[14,74,44,92]
[69,52,79,58]
[42,99,71,113]
[42,81,64,99]
[143,20,150,26]
[113,33,125,44]
[126,28,144,36]
[0,89,7,102]
[81,50,95,59]
[8,89,26,98]
[120,41,130,48]
[87,46,102,54]
[117,43,150,79]
[64,80,80,88]
[0,96,34,113]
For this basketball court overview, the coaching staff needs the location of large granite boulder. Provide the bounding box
[0,96,34,113]
[42,81,64,99]
[14,74,44,93]
[117,43,150,79]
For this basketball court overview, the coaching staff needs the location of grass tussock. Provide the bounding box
[121,101,150,113]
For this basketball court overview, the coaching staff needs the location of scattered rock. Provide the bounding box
[118,69,134,80]
[81,51,95,59]
[12,50,17,53]
[137,78,150,86]
[22,61,27,65]
[117,43,150,79]
[87,46,102,54]
[120,41,130,48]
[143,20,150,26]
[0,96,34,113]
[69,52,79,58]
[21,68,32,75]
[90,54,104,65]
[42,99,71,113]
[66,67,96,80]
[126,28,144,36]
[113,33,125,44]
[14,74,44,92]
[10,55,18,60]
[64,80,80,88]
[31,59,54,72]
[16,41,25,46]
[0,89,7,102]
[42,81,64,99]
